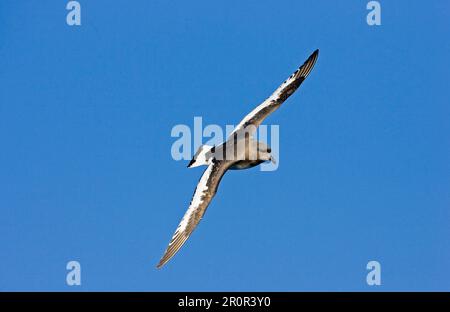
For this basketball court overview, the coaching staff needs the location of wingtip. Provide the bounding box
[312,49,319,58]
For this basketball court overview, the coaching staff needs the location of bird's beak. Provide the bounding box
[270,156,277,165]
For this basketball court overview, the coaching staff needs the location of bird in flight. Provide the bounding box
[157,49,319,268]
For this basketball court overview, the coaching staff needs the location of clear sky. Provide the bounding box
[0,1,449,291]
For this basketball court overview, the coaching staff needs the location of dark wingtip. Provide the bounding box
[156,257,166,269]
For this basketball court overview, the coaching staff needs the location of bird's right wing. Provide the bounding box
[157,161,231,268]
[231,49,319,136]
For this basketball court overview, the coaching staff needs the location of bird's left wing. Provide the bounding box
[157,161,231,268]
[231,49,319,136]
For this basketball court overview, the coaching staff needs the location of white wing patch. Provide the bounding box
[173,164,213,237]
[157,162,228,268]
[232,49,319,136]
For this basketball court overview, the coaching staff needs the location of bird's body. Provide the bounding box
[229,160,265,170]
[157,49,319,268]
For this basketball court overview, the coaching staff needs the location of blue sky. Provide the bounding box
[0,1,449,291]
